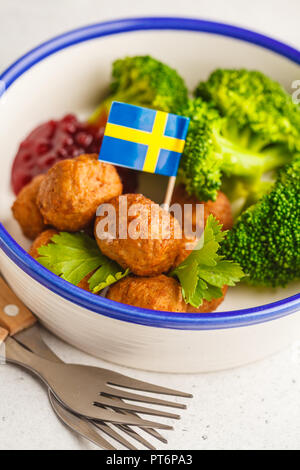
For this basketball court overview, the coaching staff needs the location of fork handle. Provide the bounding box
[0,278,36,335]
[4,336,50,381]
[15,326,61,363]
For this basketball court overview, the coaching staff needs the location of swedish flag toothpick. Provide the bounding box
[99,101,190,206]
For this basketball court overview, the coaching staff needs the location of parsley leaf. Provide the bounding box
[88,263,130,293]
[170,215,245,308]
[37,232,129,293]
[174,259,199,305]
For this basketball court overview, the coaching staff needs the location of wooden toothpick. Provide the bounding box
[163,176,177,210]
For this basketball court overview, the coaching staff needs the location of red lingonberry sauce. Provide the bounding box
[11,114,138,195]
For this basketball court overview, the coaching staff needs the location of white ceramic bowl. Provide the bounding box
[0,17,299,373]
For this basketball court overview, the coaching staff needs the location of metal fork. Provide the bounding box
[0,326,120,450]
[0,281,162,449]
[0,277,191,425]
[15,325,167,450]
[4,337,183,428]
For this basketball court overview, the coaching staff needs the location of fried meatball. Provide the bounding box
[29,229,93,292]
[37,154,122,231]
[95,194,182,276]
[107,275,187,312]
[203,192,233,231]
[107,275,226,313]
[29,229,59,258]
[76,274,93,292]
[12,174,46,239]
[172,184,233,231]
[172,185,233,266]
[174,238,198,267]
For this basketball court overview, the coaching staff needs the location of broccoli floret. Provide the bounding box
[182,69,300,205]
[178,99,223,201]
[221,176,275,217]
[89,55,188,125]
[178,97,291,202]
[220,156,300,287]
[195,68,300,154]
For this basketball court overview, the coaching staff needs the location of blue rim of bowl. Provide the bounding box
[0,17,299,330]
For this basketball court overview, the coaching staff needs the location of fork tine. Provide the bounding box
[116,409,168,444]
[94,399,180,419]
[94,422,138,450]
[142,426,168,444]
[87,405,174,430]
[107,372,193,398]
[101,406,158,449]
[49,393,116,450]
[116,424,157,450]
[108,398,168,444]
[102,387,186,409]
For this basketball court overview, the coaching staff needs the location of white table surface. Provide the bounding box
[0,0,299,450]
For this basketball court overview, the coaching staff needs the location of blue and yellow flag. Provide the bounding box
[99,102,190,176]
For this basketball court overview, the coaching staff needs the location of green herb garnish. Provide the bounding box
[37,231,129,293]
[170,215,245,308]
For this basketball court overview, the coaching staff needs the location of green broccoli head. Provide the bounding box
[178,98,224,201]
[179,96,290,203]
[89,55,188,125]
[195,68,300,154]
[220,156,300,287]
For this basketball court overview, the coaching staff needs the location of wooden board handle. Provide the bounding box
[0,278,37,335]
[0,327,8,343]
